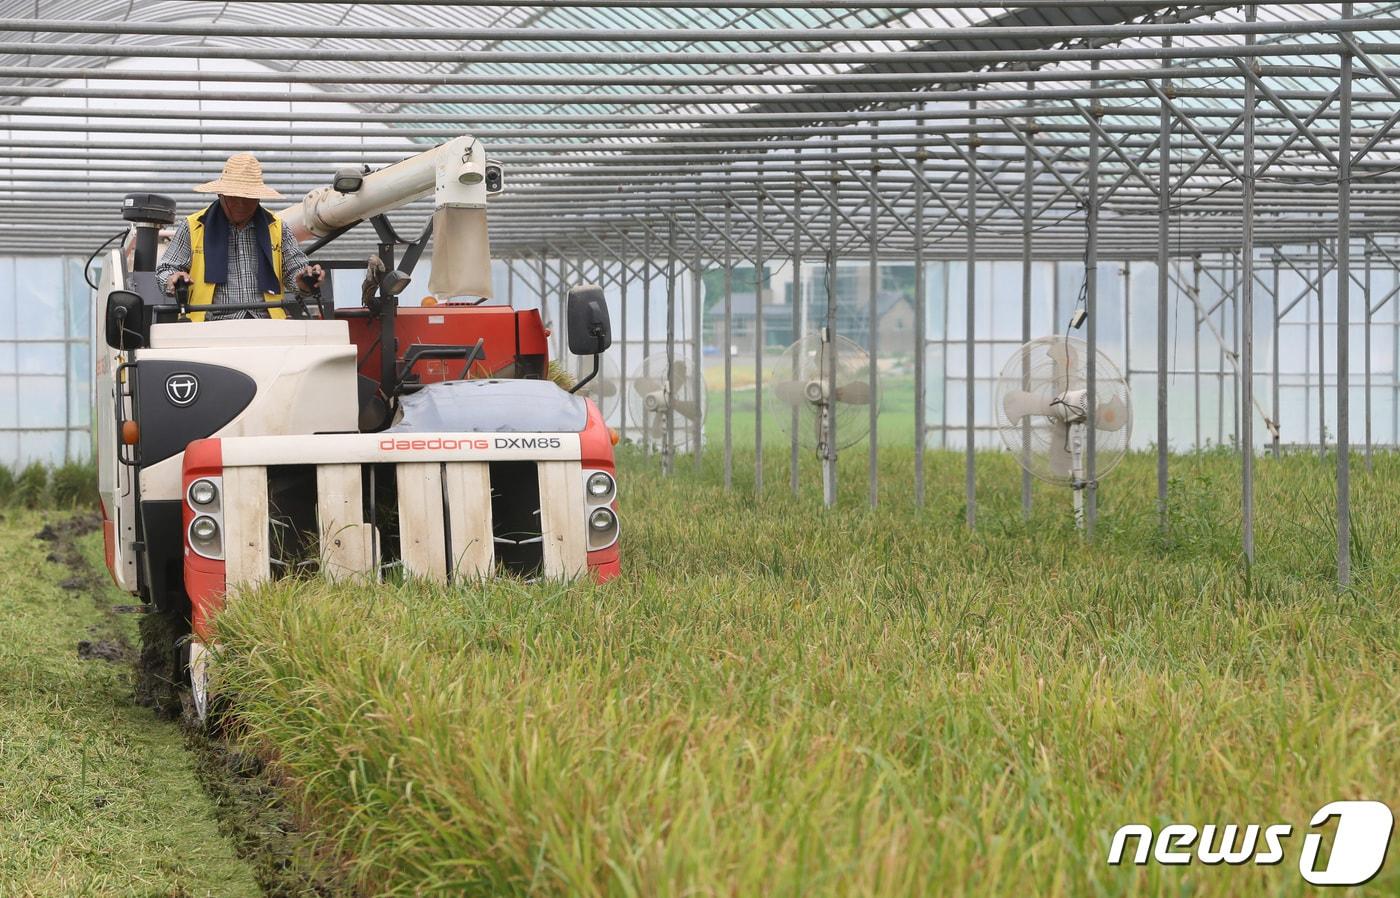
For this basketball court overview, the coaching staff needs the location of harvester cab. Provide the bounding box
[93,136,620,715]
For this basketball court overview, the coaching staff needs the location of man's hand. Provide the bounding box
[296,264,326,292]
[166,272,192,295]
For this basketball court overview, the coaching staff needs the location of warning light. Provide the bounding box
[121,421,139,445]
[608,427,620,446]
[421,296,439,307]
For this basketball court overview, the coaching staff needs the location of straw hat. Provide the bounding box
[193,152,284,200]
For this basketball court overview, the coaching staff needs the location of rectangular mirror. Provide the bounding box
[566,284,611,356]
[104,289,146,349]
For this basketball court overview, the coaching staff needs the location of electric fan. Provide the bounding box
[994,335,1131,524]
[765,334,878,451]
[628,353,707,454]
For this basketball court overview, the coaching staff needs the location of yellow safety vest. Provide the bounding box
[185,209,286,322]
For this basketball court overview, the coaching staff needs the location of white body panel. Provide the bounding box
[148,319,351,349]
[94,248,139,592]
[218,432,580,465]
[137,322,359,503]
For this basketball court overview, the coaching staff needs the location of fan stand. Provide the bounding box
[1070,422,1086,531]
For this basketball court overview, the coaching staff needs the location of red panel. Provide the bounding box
[182,439,226,641]
[346,305,551,385]
[579,399,621,582]
[102,519,117,586]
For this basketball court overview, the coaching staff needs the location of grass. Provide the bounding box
[0,461,100,510]
[209,445,1400,896]
[0,508,260,898]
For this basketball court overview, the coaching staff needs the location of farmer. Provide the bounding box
[155,152,324,322]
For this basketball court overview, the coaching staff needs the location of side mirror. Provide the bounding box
[105,289,145,349]
[566,284,612,356]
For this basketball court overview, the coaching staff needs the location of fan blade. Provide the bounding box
[1094,394,1129,432]
[834,381,873,405]
[1046,340,1079,387]
[632,375,665,396]
[1047,422,1074,479]
[597,378,619,398]
[1003,389,1056,423]
[668,360,689,393]
[771,380,808,407]
[672,399,703,422]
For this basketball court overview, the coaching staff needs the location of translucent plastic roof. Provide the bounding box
[0,2,1397,261]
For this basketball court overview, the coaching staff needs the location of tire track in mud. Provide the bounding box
[43,510,348,898]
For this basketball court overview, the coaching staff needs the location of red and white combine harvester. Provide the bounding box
[93,136,620,718]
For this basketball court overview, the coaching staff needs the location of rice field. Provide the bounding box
[208,446,1400,897]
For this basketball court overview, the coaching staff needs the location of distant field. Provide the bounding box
[212,447,1400,897]
[701,375,922,449]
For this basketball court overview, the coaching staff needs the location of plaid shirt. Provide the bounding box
[156,214,311,320]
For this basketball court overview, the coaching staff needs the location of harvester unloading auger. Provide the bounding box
[94,136,620,720]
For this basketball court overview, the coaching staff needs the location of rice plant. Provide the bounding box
[212,447,1400,897]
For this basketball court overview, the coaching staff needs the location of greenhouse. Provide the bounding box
[1,6,1399,894]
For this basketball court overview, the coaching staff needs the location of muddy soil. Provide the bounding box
[185,723,348,897]
[36,513,133,665]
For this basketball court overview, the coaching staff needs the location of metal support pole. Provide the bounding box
[1338,11,1353,586]
[1220,254,1230,448]
[965,99,978,529]
[557,256,569,362]
[1272,251,1282,458]
[538,252,549,343]
[754,173,766,497]
[1157,37,1171,526]
[1086,68,1100,537]
[641,222,652,389]
[790,184,803,496]
[1304,255,1314,447]
[1365,243,1373,471]
[724,201,734,490]
[1319,240,1327,458]
[1242,8,1257,564]
[914,144,927,507]
[693,239,705,475]
[823,145,839,508]
[665,218,677,475]
[942,262,950,450]
[619,244,629,443]
[1124,262,1132,392]
[1022,82,1035,520]
[868,157,880,508]
[1194,257,1202,451]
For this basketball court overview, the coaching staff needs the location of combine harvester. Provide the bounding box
[93,136,620,719]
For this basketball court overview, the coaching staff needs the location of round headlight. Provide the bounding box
[586,472,614,499]
[189,479,218,506]
[191,516,219,543]
[589,508,616,532]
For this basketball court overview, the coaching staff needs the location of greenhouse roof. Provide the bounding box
[0,2,1397,261]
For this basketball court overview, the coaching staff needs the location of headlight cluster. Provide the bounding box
[186,476,225,560]
[581,469,619,551]
[586,471,615,502]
